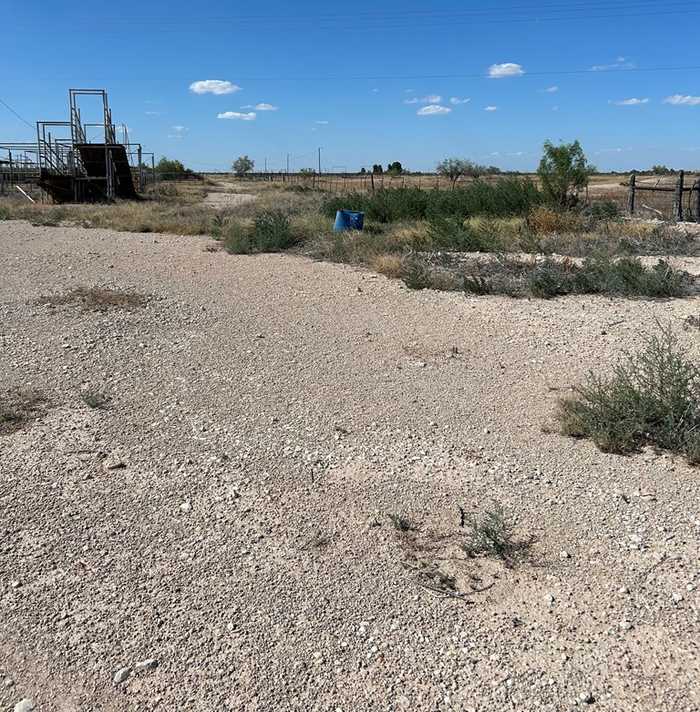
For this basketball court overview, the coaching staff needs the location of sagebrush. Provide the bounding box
[558,325,700,461]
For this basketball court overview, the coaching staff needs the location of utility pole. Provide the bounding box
[318,147,321,175]
[286,153,290,174]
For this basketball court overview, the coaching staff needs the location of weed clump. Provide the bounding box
[389,513,416,532]
[81,391,111,409]
[463,501,530,565]
[558,325,700,461]
[224,210,302,254]
[0,390,48,435]
[36,287,148,311]
[400,254,693,299]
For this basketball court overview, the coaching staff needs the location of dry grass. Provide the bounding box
[36,286,148,311]
[0,390,48,436]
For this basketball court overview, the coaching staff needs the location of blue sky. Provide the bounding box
[3,0,700,172]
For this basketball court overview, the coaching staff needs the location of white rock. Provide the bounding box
[113,666,131,684]
[559,550,571,560]
[180,502,192,513]
[134,658,158,673]
[14,700,35,712]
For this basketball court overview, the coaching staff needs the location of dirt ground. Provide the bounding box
[1,221,699,711]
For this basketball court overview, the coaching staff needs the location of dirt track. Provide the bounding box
[1,222,699,711]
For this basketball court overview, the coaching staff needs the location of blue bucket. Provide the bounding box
[333,209,365,232]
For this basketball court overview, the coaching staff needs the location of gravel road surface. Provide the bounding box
[1,222,699,711]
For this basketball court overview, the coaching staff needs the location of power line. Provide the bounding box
[53,0,700,26]
[0,98,34,129]
[19,63,700,83]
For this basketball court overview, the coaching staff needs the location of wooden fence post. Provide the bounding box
[695,180,700,224]
[627,172,636,215]
[674,170,685,222]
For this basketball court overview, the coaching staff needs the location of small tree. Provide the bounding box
[537,140,595,208]
[155,157,191,180]
[233,155,255,177]
[386,161,403,175]
[299,167,316,176]
[436,158,485,188]
[372,164,383,174]
[651,164,675,176]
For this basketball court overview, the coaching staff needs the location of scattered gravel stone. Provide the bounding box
[180,502,192,513]
[134,658,159,673]
[102,451,126,470]
[113,667,131,685]
[13,700,35,712]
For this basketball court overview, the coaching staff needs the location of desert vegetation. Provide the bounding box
[558,325,700,462]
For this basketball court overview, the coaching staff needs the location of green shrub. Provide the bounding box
[426,216,501,252]
[224,222,256,254]
[0,206,10,220]
[321,180,542,224]
[558,325,700,460]
[463,502,530,565]
[224,211,299,254]
[252,210,295,250]
[395,254,692,299]
[585,200,621,221]
[401,256,435,289]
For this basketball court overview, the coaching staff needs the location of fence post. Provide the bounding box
[695,180,700,224]
[674,170,685,222]
[627,172,636,215]
[370,172,375,192]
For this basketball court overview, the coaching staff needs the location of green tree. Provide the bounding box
[386,161,403,175]
[436,158,485,188]
[651,164,675,176]
[233,155,255,176]
[372,164,383,174]
[155,157,191,180]
[537,140,595,208]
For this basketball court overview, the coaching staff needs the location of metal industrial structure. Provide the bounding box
[0,89,154,202]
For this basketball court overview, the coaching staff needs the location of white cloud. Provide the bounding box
[664,94,700,106]
[217,111,256,121]
[145,111,161,116]
[417,104,452,116]
[544,86,559,93]
[315,120,329,125]
[591,57,635,71]
[610,97,649,106]
[254,103,278,111]
[484,106,498,112]
[404,94,442,105]
[488,63,524,79]
[168,125,188,139]
[449,97,470,105]
[189,79,240,95]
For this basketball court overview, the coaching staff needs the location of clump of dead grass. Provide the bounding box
[0,390,48,436]
[36,286,148,311]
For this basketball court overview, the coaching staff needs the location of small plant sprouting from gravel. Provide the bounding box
[462,501,530,565]
[558,324,700,462]
[36,286,148,312]
[81,391,111,410]
[389,513,417,532]
[0,390,48,436]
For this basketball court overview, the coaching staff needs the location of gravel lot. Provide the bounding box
[1,221,699,712]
